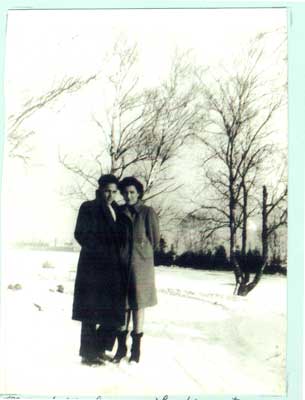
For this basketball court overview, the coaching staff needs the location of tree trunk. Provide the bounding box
[241,181,249,283]
[236,185,268,296]
[262,185,268,264]
[229,188,243,291]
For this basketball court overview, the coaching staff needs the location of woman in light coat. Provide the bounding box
[113,176,160,363]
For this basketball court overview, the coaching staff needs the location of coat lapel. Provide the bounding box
[120,204,133,222]
[104,204,117,231]
[94,193,118,234]
[120,201,144,222]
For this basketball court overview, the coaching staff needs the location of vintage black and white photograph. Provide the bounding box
[0,8,287,397]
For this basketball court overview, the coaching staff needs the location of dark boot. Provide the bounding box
[96,327,116,361]
[112,330,128,363]
[129,331,143,363]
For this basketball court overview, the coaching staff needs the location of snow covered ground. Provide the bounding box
[0,249,286,397]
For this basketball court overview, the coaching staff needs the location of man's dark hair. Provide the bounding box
[118,176,144,199]
[98,174,119,188]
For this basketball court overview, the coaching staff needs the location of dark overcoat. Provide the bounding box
[120,201,160,309]
[72,193,127,327]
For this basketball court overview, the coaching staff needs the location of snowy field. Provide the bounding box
[0,249,286,397]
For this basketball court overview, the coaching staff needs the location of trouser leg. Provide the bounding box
[79,322,98,360]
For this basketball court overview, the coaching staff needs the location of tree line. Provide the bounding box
[155,243,286,276]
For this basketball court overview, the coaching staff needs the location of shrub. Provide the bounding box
[265,256,286,275]
[174,250,213,270]
[212,246,230,270]
[154,250,175,266]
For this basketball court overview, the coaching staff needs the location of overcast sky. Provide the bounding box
[2,8,287,244]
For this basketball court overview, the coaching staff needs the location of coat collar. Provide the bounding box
[95,190,118,230]
[121,200,144,220]
[133,200,144,213]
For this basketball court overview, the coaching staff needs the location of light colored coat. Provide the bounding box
[120,201,160,309]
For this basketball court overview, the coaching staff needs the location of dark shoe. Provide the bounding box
[129,331,143,363]
[97,351,112,362]
[112,330,128,363]
[81,357,105,366]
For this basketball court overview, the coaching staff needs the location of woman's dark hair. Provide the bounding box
[98,174,119,188]
[118,176,144,199]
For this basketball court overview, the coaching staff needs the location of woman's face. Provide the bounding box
[122,185,140,206]
[100,183,118,205]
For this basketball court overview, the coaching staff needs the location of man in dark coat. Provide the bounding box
[72,174,127,366]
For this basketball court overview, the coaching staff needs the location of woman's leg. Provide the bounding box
[132,308,145,333]
[118,310,131,331]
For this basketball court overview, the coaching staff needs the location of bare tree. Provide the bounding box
[7,75,97,162]
[236,183,287,295]
[59,40,203,207]
[237,138,275,282]
[190,31,287,294]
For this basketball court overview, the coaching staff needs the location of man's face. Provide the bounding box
[100,183,118,205]
[122,185,140,206]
